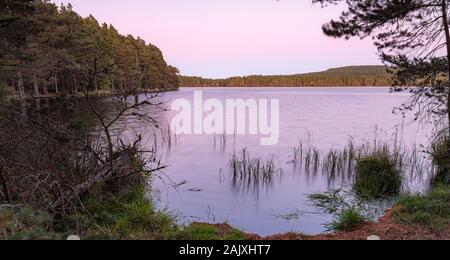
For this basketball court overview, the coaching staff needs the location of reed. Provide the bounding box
[289,136,431,189]
[229,149,282,194]
[288,142,320,173]
[214,132,227,151]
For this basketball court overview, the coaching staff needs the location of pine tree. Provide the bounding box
[314,0,450,136]
[1,0,179,99]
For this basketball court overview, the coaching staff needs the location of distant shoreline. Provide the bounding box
[179,65,395,88]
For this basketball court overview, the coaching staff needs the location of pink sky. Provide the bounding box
[54,0,381,78]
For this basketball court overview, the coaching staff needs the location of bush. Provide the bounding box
[326,208,368,232]
[0,205,63,240]
[354,151,402,198]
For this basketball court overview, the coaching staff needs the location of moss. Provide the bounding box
[223,229,247,240]
[180,224,222,240]
[177,223,247,240]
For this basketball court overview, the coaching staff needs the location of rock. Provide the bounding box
[67,235,81,240]
[367,235,381,241]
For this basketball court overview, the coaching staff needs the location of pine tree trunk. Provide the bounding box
[17,73,25,100]
[33,74,39,97]
[111,78,115,91]
[135,49,143,91]
[42,85,49,96]
[11,79,15,94]
[94,75,98,91]
[35,98,41,110]
[442,1,450,138]
[54,69,59,94]
[72,73,78,93]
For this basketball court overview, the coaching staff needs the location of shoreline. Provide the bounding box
[193,206,450,240]
[3,88,180,103]
[179,85,396,88]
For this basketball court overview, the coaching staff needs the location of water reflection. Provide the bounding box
[40,87,434,236]
[152,87,432,236]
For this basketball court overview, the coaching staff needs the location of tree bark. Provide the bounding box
[72,73,78,93]
[17,72,25,100]
[111,78,115,91]
[442,1,450,137]
[54,69,59,94]
[10,79,15,93]
[93,75,98,92]
[35,98,41,110]
[42,84,49,96]
[33,74,39,97]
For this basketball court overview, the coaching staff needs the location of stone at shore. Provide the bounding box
[367,235,381,241]
[67,235,81,240]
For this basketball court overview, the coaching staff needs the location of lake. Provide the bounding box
[141,87,433,236]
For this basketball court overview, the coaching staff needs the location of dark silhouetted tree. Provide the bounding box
[313,0,450,137]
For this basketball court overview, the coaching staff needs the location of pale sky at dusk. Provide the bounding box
[53,0,381,78]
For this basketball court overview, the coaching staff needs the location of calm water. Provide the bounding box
[143,87,432,236]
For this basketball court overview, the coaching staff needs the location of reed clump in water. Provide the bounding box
[289,143,320,173]
[431,135,450,185]
[354,148,403,199]
[229,149,282,194]
[289,137,430,191]
[289,140,360,180]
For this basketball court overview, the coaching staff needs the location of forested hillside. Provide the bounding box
[180,66,394,87]
[0,0,179,100]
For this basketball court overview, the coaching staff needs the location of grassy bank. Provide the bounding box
[3,183,450,240]
[0,183,248,240]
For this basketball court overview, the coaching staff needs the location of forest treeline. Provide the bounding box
[0,0,179,100]
[180,66,394,87]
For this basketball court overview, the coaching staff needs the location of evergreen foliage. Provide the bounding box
[180,66,393,87]
[0,0,179,99]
